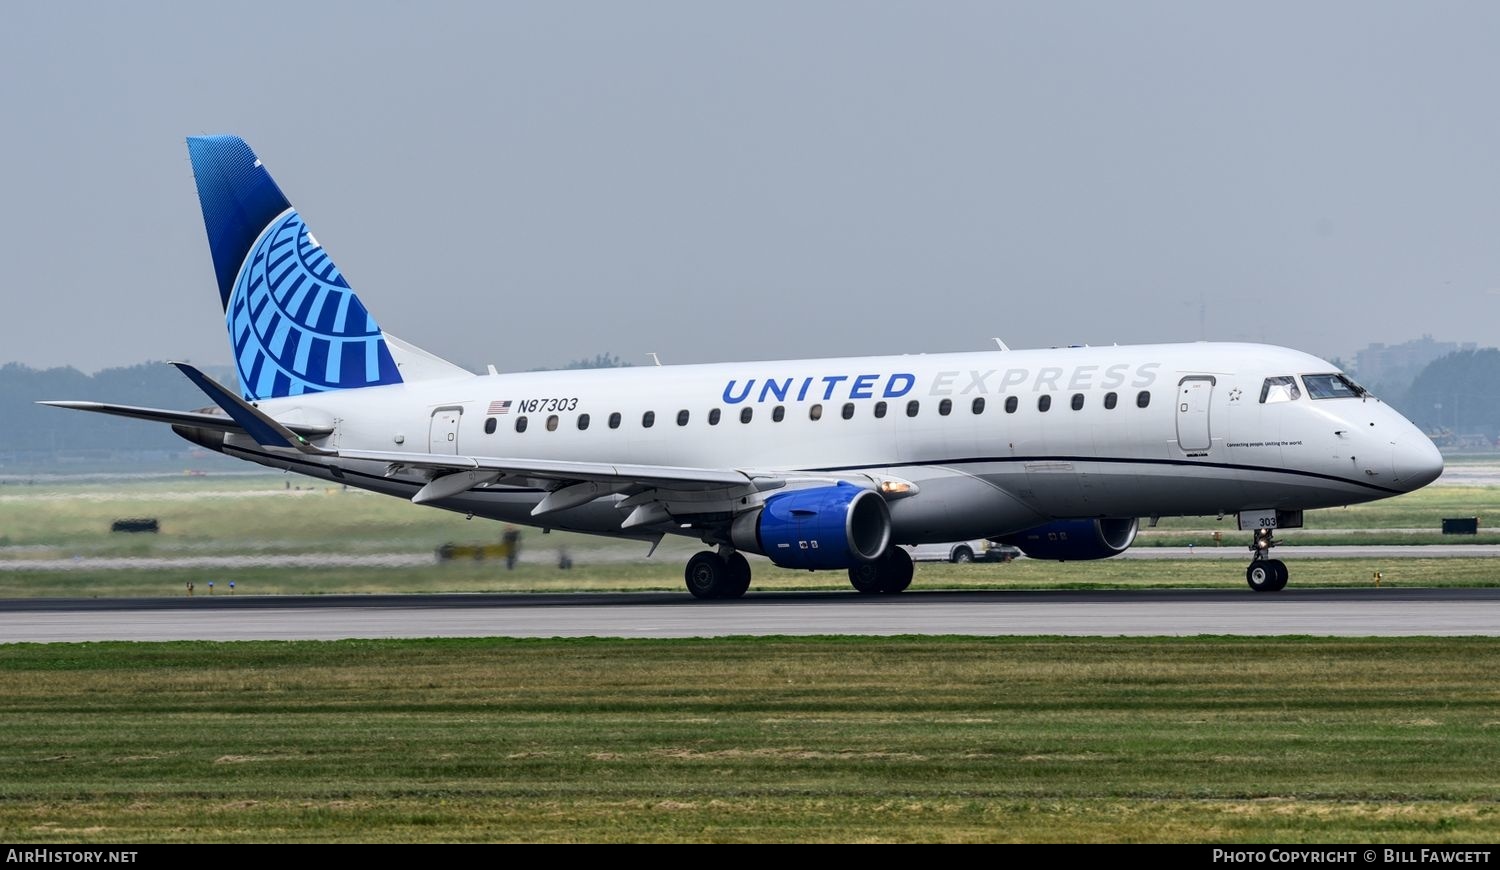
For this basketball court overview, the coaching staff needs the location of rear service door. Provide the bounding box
[429,407,463,455]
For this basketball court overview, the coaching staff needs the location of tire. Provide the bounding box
[723,552,752,599]
[879,546,914,593]
[848,548,914,594]
[685,551,731,600]
[848,561,883,594]
[1266,559,1288,592]
[1246,560,1287,593]
[951,546,974,564]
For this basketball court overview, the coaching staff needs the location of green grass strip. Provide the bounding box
[1,636,1498,842]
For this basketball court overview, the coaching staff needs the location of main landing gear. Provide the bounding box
[683,546,916,599]
[1245,528,1288,592]
[848,546,914,595]
[684,549,752,600]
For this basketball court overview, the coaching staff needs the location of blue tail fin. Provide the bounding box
[187,135,402,400]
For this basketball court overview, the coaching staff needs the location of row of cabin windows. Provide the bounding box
[481,390,1152,434]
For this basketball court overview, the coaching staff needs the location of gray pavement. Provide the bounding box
[2,588,1497,642]
[4,543,1499,572]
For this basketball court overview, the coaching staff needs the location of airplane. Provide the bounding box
[42,136,1445,599]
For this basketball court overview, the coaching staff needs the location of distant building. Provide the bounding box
[1353,336,1476,388]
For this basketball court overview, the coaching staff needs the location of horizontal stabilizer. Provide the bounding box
[384,333,472,381]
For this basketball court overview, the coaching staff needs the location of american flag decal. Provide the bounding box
[488,400,512,415]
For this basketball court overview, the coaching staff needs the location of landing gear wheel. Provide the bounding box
[848,547,915,594]
[951,546,974,564]
[685,551,733,600]
[848,561,883,594]
[1245,527,1288,592]
[723,552,752,599]
[879,547,914,593]
[1246,559,1288,593]
[1267,559,1288,591]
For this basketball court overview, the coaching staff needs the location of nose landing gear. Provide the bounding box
[1246,528,1288,592]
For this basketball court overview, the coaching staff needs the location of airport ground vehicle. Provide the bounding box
[904,540,1020,563]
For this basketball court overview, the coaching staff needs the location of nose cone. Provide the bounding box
[1393,434,1444,491]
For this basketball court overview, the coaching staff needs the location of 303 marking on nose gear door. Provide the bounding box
[1237,509,1305,531]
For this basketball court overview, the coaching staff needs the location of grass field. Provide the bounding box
[1,636,1497,843]
[5,476,1500,559]
[1140,482,1500,546]
[3,557,1500,599]
[3,478,1497,844]
[4,475,1500,597]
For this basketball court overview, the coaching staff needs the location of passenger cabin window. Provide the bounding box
[906,400,920,417]
[515,416,528,433]
[1070,393,1084,411]
[772,405,785,422]
[1005,396,1018,414]
[971,397,985,414]
[546,414,559,431]
[740,407,753,424]
[841,403,855,420]
[874,401,888,419]
[577,413,590,431]
[708,408,721,425]
[677,410,690,426]
[642,411,655,428]
[1104,392,1118,410]
[809,404,823,421]
[938,398,952,416]
[1038,395,1051,412]
[484,417,497,434]
[1302,373,1366,400]
[1260,376,1301,404]
[1136,390,1151,408]
[608,412,621,429]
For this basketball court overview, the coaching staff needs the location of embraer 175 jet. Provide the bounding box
[44,136,1444,599]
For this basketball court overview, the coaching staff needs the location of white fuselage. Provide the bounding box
[215,341,1442,544]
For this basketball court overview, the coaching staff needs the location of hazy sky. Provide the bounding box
[3,2,1499,374]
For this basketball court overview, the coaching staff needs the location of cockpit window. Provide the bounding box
[1302,373,1366,400]
[1259,376,1301,404]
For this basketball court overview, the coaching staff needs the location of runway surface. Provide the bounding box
[3,588,1498,642]
[5,543,1499,572]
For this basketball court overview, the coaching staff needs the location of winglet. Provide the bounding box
[169,362,328,454]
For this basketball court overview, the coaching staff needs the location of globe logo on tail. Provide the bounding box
[227,210,400,400]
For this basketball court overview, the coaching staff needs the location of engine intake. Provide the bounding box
[993,518,1138,561]
[731,483,892,569]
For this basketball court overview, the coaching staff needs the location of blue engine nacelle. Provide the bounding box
[731,483,892,570]
[993,518,1138,561]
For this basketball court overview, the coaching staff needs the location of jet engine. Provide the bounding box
[993,518,1138,561]
[731,483,892,569]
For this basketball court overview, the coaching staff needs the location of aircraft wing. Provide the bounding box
[37,401,335,440]
[336,448,895,525]
[338,448,758,490]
